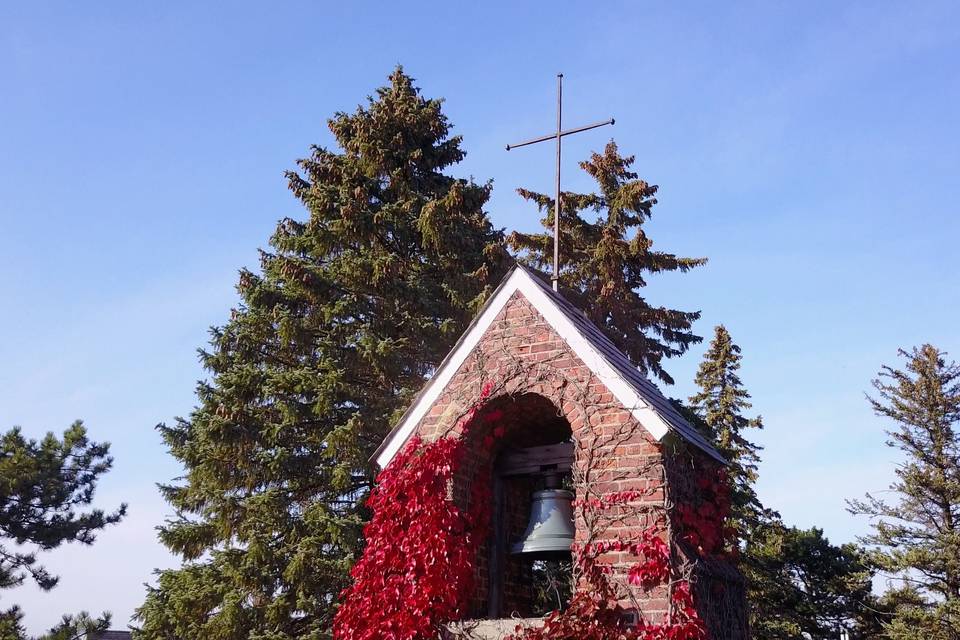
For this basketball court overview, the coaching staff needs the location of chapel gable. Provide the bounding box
[372,265,748,639]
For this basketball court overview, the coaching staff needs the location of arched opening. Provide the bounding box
[463,393,575,620]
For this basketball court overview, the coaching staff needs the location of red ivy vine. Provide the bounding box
[334,384,498,640]
[506,468,731,640]
[675,468,733,557]
[334,384,731,640]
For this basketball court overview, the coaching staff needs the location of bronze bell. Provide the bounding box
[511,472,575,557]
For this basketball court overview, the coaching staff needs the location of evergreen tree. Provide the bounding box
[0,611,24,640]
[1,604,113,640]
[509,142,705,384]
[34,612,112,640]
[849,344,960,638]
[0,422,124,640]
[134,68,508,640]
[688,326,877,639]
[688,325,764,529]
[744,526,875,639]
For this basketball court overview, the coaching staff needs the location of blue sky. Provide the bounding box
[2,1,958,634]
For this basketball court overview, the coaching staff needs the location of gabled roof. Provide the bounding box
[373,265,724,468]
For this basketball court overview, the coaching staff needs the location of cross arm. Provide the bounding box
[506,118,615,151]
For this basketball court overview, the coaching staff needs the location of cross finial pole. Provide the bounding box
[553,73,562,291]
[507,76,614,292]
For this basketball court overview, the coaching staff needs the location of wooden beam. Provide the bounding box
[496,442,574,476]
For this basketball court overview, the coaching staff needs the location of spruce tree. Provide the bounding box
[0,422,124,640]
[509,142,705,384]
[134,68,508,640]
[688,326,876,639]
[688,325,764,528]
[849,344,960,638]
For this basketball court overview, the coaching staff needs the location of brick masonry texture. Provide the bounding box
[401,290,745,634]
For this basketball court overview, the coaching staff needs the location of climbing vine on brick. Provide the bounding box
[505,477,726,640]
[334,380,731,640]
[333,385,499,640]
[676,468,733,557]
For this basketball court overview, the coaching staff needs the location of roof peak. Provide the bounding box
[373,265,723,467]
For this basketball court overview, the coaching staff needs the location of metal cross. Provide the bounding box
[507,74,614,291]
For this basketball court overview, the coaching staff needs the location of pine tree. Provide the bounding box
[688,325,764,528]
[849,344,960,638]
[744,526,874,639]
[0,611,114,640]
[34,612,112,640]
[134,68,508,640]
[0,422,124,640]
[509,142,706,384]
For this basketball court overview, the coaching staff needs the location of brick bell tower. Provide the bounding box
[372,265,749,639]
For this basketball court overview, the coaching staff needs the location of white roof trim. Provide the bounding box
[375,267,671,468]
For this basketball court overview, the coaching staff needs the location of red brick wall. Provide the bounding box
[401,291,676,623]
[665,446,750,637]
